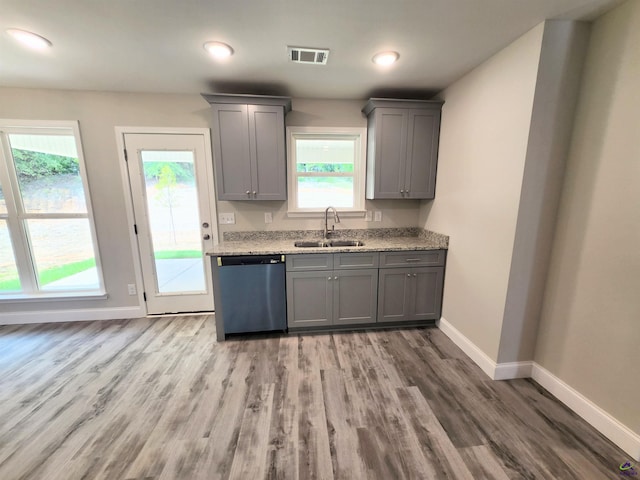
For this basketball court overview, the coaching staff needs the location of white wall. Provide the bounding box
[420,24,544,360]
[497,21,590,363]
[534,0,640,435]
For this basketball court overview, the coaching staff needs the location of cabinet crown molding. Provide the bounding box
[362,98,444,116]
[201,93,292,113]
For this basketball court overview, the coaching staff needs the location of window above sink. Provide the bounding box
[286,126,366,217]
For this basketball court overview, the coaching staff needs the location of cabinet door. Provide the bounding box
[333,269,378,325]
[409,267,444,321]
[211,104,253,200]
[377,268,412,322]
[372,108,407,199]
[405,109,440,199]
[248,105,287,200]
[286,271,333,328]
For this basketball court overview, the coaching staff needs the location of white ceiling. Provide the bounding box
[0,0,622,99]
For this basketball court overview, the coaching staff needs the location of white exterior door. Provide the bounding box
[122,132,216,314]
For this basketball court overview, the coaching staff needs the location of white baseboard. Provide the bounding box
[532,364,640,461]
[437,317,640,461]
[493,361,534,380]
[0,306,146,325]
[437,317,499,379]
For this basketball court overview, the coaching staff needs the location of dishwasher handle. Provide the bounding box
[219,255,284,266]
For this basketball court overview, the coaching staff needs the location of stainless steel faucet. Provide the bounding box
[324,206,341,238]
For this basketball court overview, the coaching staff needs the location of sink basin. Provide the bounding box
[328,239,365,247]
[294,240,329,248]
[294,239,365,248]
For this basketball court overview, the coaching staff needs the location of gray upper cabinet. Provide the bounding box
[363,98,443,200]
[203,94,291,201]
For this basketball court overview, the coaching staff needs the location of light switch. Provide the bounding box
[265,212,273,224]
[365,211,373,222]
[374,211,382,222]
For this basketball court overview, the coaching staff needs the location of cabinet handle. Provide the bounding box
[246,190,251,196]
[400,189,405,194]
[407,273,411,277]
[405,258,421,262]
[252,191,257,197]
[328,277,332,281]
[413,273,417,277]
[334,276,338,280]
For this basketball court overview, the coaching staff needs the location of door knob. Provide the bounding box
[203,234,211,240]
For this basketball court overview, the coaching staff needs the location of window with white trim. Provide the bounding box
[287,127,366,214]
[0,120,104,297]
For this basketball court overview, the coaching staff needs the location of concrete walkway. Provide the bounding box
[47,258,206,293]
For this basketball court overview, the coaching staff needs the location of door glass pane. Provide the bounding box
[0,184,7,214]
[8,133,88,214]
[26,219,99,290]
[0,220,21,292]
[141,150,205,293]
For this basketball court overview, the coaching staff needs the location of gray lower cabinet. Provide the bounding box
[377,267,444,322]
[286,250,445,329]
[362,98,443,200]
[203,94,291,201]
[333,269,379,325]
[286,253,378,329]
[286,271,333,328]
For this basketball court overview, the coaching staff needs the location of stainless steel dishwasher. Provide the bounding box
[217,255,287,334]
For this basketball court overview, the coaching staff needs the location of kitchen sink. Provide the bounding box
[294,240,329,247]
[328,239,365,247]
[294,239,365,248]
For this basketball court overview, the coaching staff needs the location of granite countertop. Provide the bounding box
[206,228,448,257]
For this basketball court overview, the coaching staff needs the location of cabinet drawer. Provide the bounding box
[286,254,333,271]
[333,252,379,269]
[379,250,445,268]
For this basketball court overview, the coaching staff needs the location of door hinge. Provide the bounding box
[124,149,128,161]
[134,224,138,234]
[143,292,147,301]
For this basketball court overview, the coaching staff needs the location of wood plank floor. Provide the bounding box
[0,316,631,479]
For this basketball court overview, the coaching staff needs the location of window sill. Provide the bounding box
[0,290,108,303]
[287,210,366,218]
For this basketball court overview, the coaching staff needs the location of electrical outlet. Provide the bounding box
[218,213,235,224]
[374,211,382,222]
[127,283,137,295]
[264,212,273,224]
[365,211,373,222]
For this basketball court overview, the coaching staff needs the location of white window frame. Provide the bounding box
[287,126,367,217]
[0,119,105,300]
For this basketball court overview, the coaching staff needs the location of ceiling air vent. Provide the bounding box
[288,46,329,65]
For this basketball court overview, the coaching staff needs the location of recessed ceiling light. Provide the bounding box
[372,51,399,66]
[6,29,52,50]
[203,41,234,59]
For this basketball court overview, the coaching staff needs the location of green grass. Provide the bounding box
[0,250,200,292]
[154,249,201,259]
[0,258,96,292]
